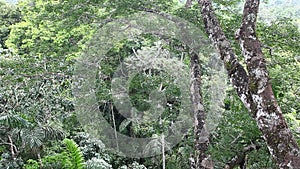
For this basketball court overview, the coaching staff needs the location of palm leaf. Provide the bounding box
[0,114,29,128]
[42,124,65,140]
[20,128,44,149]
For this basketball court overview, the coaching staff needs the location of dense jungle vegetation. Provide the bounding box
[0,0,299,168]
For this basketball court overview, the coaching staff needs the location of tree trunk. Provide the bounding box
[197,0,300,168]
[185,0,193,8]
[190,52,213,169]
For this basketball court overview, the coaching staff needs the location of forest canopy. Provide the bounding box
[0,0,299,168]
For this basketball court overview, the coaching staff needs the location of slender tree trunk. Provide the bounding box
[190,52,213,169]
[8,135,16,160]
[197,0,300,168]
[37,152,43,168]
[110,104,119,151]
[161,132,166,169]
[185,0,193,8]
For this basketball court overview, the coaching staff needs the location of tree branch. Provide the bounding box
[7,135,18,159]
[198,0,300,168]
[197,0,252,112]
[224,144,261,169]
[190,52,214,169]
[236,0,300,168]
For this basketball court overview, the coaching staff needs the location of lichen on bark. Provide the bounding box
[197,0,300,168]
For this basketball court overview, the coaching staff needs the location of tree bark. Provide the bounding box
[190,52,213,169]
[197,0,300,168]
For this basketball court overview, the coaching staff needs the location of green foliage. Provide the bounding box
[5,0,96,58]
[23,159,39,169]
[42,153,72,169]
[63,138,85,169]
[0,0,21,48]
[0,154,24,169]
[260,0,300,27]
[85,158,113,169]
[119,161,147,169]
[24,151,69,168]
[0,114,29,128]
[208,91,276,168]
[0,54,67,158]
[204,1,300,167]
[23,138,85,169]
[257,19,300,114]
[1,0,300,168]
[284,112,300,145]
[71,132,106,160]
[96,37,186,138]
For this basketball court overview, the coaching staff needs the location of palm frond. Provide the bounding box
[20,128,44,149]
[42,124,65,140]
[0,114,29,128]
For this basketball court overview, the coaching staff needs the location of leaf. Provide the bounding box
[0,114,29,128]
[63,138,85,169]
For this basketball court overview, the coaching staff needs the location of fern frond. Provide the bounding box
[63,138,85,169]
